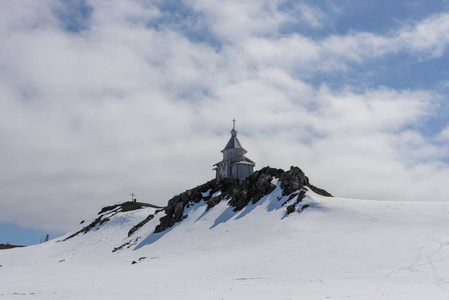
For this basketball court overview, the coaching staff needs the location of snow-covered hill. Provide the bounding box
[1,167,449,299]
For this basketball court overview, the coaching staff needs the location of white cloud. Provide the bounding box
[320,13,449,63]
[437,127,449,141]
[397,13,449,58]
[236,12,449,74]
[297,4,325,29]
[1,1,449,234]
[310,87,434,134]
[190,0,290,42]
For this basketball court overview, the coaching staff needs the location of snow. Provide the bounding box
[1,190,449,299]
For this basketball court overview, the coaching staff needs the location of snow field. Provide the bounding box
[1,189,449,299]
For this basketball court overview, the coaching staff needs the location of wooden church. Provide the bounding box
[213,120,255,179]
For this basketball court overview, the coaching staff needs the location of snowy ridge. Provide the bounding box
[1,168,449,299]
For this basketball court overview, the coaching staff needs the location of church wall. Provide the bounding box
[231,164,253,179]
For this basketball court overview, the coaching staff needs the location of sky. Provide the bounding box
[1,0,449,245]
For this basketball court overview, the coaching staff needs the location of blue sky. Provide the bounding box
[1,0,449,245]
[0,223,58,246]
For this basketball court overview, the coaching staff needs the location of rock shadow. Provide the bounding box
[209,205,236,229]
[134,225,177,250]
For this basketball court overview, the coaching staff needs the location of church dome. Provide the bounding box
[223,120,244,150]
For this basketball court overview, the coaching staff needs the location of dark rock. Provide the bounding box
[113,241,131,253]
[100,217,110,226]
[207,196,222,210]
[128,214,155,237]
[153,166,332,233]
[287,192,299,202]
[64,201,165,241]
[174,202,184,221]
[307,184,333,197]
[280,166,308,196]
[286,204,296,214]
[0,244,24,250]
[63,215,107,241]
[99,201,165,215]
[154,215,170,233]
[300,204,310,212]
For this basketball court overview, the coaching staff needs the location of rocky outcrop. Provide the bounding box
[280,167,308,196]
[307,184,332,197]
[0,244,24,250]
[128,214,155,237]
[63,214,111,241]
[154,166,332,233]
[98,202,164,215]
[62,201,164,242]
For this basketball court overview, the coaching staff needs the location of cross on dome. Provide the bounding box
[231,119,238,136]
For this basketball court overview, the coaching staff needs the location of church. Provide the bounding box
[213,120,256,179]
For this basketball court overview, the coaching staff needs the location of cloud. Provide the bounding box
[397,13,449,58]
[238,12,449,75]
[437,127,449,141]
[321,13,449,62]
[1,1,449,234]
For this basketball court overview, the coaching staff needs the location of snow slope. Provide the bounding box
[1,184,449,299]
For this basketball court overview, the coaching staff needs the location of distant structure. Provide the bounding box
[213,120,255,179]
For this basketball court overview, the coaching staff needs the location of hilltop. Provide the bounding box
[0,166,449,300]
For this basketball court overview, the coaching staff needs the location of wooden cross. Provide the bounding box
[130,193,136,202]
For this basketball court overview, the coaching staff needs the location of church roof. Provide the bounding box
[222,122,246,151]
[214,155,255,167]
[223,135,244,150]
[231,156,255,166]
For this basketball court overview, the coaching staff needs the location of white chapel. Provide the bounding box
[213,120,256,179]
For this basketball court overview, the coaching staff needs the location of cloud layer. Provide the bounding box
[1,0,449,233]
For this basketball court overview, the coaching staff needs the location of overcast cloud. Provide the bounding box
[1,0,449,235]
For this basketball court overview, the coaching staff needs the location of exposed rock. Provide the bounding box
[154,166,332,233]
[207,196,222,210]
[63,201,164,242]
[128,214,155,237]
[99,202,164,215]
[284,189,308,214]
[113,237,141,253]
[0,244,24,250]
[307,184,333,197]
[63,215,108,241]
[300,204,310,212]
[280,166,308,196]
[229,168,279,211]
[131,257,147,265]
[286,204,296,214]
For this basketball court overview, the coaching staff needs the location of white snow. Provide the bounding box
[1,191,449,299]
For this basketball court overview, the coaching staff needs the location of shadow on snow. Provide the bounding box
[134,184,305,249]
